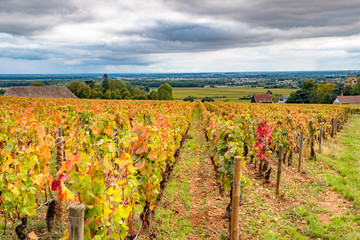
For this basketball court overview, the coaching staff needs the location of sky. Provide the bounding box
[0,0,360,73]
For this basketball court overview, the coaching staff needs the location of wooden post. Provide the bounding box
[310,125,316,160]
[68,203,85,240]
[276,145,284,196]
[298,132,304,173]
[319,125,323,152]
[331,119,335,138]
[334,118,338,133]
[231,156,242,240]
[56,127,64,222]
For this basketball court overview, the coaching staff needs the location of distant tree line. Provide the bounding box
[0,81,50,88]
[183,96,215,102]
[122,79,232,88]
[67,74,173,100]
[287,79,360,104]
[31,82,44,86]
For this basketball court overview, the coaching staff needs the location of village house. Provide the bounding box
[278,95,289,104]
[333,95,360,105]
[251,94,272,103]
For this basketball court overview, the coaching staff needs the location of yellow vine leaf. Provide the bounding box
[107,187,116,196]
[33,174,45,185]
[59,181,75,201]
[28,231,39,240]
[127,164,137,174]
[104,206,113,216]
[104,126,113,136]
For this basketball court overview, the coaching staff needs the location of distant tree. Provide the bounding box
[317,82,335,103]
[271,94,281,103]
[103,89,112,99]
[287,89,312,103]
[31,82,44,86]
[149,91,159,100]
[91,89,103,99]
[302,79,317,91]
[0,89,6,95]
[309,90,319,103]
[332,83,345,97]
[322,92,335,104]
[351,83,360,95]
[101,74,109,93]
[158,83,173,100]
[133,94,148,100]
[266,90,273,95]
[109,79,126,91]
[287,79,318,103]
[93,84,103,92]
[121,88,132,99]
[132,88,148,98]
[112,89,122,99]
[140,86,150,92]
[125,83,136,95]
[67,81,91,98]
[183,96,195,102]
[343,85,352,95]
[85,80,95,88]
[68,81,82,94]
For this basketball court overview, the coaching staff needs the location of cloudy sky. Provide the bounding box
[0,0,360,73]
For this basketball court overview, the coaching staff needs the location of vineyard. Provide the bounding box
[0,97,195,239]
[0,96,359,239]
[201,102,352,192]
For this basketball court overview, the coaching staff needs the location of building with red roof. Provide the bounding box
[251,94,273,103]
[333,95,360,105]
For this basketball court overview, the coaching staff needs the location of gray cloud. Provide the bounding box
[1,0,360,72]
[108,0,360,54]
[0,0,76,15]
[0,0,92,36]
[163,0,360,29]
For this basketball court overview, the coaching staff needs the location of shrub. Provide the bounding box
[183,96,195,102]
[201,97,215,102]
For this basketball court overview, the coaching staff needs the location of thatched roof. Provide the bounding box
[4,86,77,99]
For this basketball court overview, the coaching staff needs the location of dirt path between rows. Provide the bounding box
[146,107,228,239]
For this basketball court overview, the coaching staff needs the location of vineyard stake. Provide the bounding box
[310,123,316,160]
[56,127,64,222]
[231,156,242,240]
[276,145,284,196]
[298,132,304,173]
[331,119,335,138]
[319,125,323,152]
[68,203,85,240]
[335,118,338,133]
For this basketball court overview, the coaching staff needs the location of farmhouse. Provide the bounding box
[333,95,360,105]
[278,95,289,104]
[4,86,77,99]
[251,94,272,103]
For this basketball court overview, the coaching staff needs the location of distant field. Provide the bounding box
[171,87,297,100]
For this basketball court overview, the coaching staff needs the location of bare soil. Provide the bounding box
[146,110,229,239]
